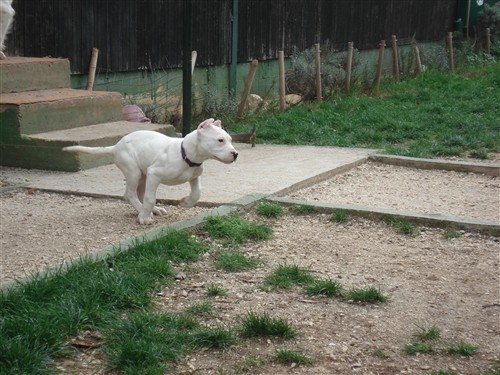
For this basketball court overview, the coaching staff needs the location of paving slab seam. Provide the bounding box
[266,196,500,237]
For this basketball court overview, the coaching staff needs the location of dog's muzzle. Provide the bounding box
[232,151,238,161]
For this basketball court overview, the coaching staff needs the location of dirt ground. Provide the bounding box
[1,161,499,374]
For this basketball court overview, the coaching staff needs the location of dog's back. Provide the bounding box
[0,0,15,59]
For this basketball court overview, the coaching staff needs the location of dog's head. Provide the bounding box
[197,118,238,164]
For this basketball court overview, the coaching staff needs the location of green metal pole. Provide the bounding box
[229,0,239,98]
[182,0,193,136]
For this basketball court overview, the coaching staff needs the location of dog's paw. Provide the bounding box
[179,197,196,208]
[152,206,168,216]
[0,52,5,60]
[138,212,154,225]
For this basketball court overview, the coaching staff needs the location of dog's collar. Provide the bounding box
[181,142,202,167]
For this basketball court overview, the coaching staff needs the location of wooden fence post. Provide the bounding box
[446,32,455,71]
[278,51,286,111]
[391,35,399,81]
[86,48,99,91]
[413,45,422,74]
[236,59,258,121]
[374,40,385,90]
[314,43,322,102]
[485,28,491,55]
[346,42,353,95]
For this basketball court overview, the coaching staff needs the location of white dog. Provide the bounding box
[0,0,14,59]
[63,118,238,224]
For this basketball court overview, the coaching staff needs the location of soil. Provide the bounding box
[1,161,499,374]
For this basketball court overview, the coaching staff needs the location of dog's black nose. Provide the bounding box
[232,151,238,160]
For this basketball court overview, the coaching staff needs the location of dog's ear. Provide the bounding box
[213,120,222,128]
[197,118,215,130]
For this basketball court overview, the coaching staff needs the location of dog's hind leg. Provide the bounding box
[138,174,163,225]
[137,175,167,216]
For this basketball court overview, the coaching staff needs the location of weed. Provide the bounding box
[190,327,237,350]
[304,278,343,297]
[275,348,314,365]
[347,287,388,304]
[444,229,461,239]
[404,342,435,355]
[430,370,457,375]
[331,210,349,223]
[288,204,317,215]
[215,250,260,272]
[371,347,389,359]
[184,302,215,316]
[206,284,228,297]
[240,311,298,339]
[255,202,284,218]
[202,214,272,244]
[263,264,315,289]
[445,341,479,356]
[385,216,416,236]
[414,324,441,341]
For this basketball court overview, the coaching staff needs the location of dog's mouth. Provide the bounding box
[213,153,238,164]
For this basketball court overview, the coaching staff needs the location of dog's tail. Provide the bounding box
[63,145,115,155]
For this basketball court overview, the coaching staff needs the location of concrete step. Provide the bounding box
[0,57,71,94]
[0,121,176,171]
[0,88,123,140]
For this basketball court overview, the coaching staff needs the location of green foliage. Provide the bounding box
[404,341,435,355]
[331,210,349,223]
[202,214,272,244]
[240,311,298,339]
[414,325,441,341]
[215,250,260,272]
[288,204,317,215]
[184,302,215,316]
[445,341,479,356]
[385,216,417,236]
[347,287,388,304]
[430,370,457,375]
[255,202,284,218]
[304,279,343,297]
[206,284,228,297]
[263,264,315,289]
[275,349,314,365]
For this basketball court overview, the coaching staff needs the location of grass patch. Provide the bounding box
[304,278,343,297]
[371,347,389,359]
[347,287,388,304]
[430,370,457,375]
[275,348,314,365]
[214,250,260,272]
[184,302,215,316]
[240,311,298,339]
[288,204,317,215]
[263,264,315,289]
[445,340,479,356]
[255,202,284,218]
[444,229,461,239]
[202,214,272,244]
[404,342,435,355]
[229,63,500,159]
[0,230,208,374]
[330,210,349,223]
[414,324,441,341]
[384,216,417,236]
[206,284,228,297]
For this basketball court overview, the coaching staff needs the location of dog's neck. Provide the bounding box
[181,141,202,167]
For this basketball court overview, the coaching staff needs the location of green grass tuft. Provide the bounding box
[184,302,215,316]
[304,279,343,297]
[275,348,314,365]
[214,250,260,272]
[445,341,479,356]
[202,214,272,244]
[384,216,417,236]
[263,264,315,289]
[414,325,441,341]
[404,342,435,355]
[331,210,349,223]
[255,202,284,218]
[240,311,298,339]
[288,204,317,215]
[206,284,228,297]
[347,287,388,303]
[430,370,457,375]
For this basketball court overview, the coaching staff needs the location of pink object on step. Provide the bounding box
[122,105,151,123]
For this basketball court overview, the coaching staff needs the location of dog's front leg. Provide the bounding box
[180,177,201,208]
[138,176,162,225]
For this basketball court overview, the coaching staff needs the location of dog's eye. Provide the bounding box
[218,138,224,143]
